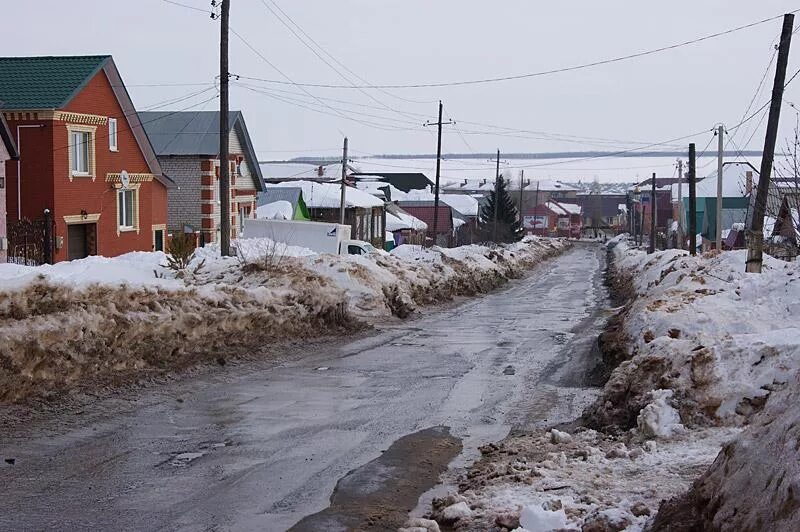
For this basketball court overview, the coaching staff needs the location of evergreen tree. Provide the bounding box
[478,174,523,243]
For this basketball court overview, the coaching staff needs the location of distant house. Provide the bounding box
[139,110,264,245]
[0,114,19,262]
[255,187,310,220]
[524,201,582,237]
[0,55,172,263]
[266,180,385,247]
[396,200,459,247]
[385,204,427,246]
[672,162,776,250]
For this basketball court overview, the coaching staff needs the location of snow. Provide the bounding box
[516,503,569,531]
[386,212,412,232]
[545,201,582,215]
[636,389,686,439]
[440,194,480,217]
[256,200,293,220]
[440,502,472,521]
[0,236,568,402]
[266,180,384,208]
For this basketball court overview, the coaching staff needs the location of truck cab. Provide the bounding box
[340,240,377,255]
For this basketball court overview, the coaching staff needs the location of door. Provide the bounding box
[154,229,164,252]
[67,223,97,261]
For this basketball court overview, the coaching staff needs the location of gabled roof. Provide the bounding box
[0,55,110,109]
[0,55,167,185]
[0,114,18,159]
[546,201,582,215]
[139,110,264,190]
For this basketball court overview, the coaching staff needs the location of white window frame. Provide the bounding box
[108,118,118,152]
[117,187,137,231]
[71,130,90,175]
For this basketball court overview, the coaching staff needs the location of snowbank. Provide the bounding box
[586,239,800,430]
[426,237,800,531]
[0,236,568,403]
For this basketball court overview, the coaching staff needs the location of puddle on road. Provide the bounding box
[503,365,516,375]
[165,441,230,468]
[289,426,461,532]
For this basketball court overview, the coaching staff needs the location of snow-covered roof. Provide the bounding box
[546,201,582,215]
[267,180,384,209]
[671,162,758,199]
[440,194,480,217]
[256,200,293,220]
[525,179,579,192]
[386,212,411,231]
[618,203,628,214]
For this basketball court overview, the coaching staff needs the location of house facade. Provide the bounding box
[0,114,19,262]
[524,201,582,237]
[0,55,171,263]
[139,111,264,246]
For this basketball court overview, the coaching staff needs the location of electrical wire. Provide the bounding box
[235,10,800,90]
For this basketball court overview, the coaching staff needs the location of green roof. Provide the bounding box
[0,55,110,109]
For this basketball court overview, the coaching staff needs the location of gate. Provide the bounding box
[7,213,55,266]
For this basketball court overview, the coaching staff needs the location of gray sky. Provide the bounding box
[7,0,800,162]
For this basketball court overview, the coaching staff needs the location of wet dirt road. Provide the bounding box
[0,244,607,531]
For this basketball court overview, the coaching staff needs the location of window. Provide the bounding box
[108,118,118,151]
[70,130,90,175]
[118,188,136,230]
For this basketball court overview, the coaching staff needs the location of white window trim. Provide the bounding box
[109,118,118,152]
[67,124,97,181]
[115,183,141,234]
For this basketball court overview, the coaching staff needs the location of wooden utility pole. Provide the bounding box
[493,149,500,242]
[218,0,231,256]
[689,143,697,255]
[535,181,541,236]
[676,159,684,249]
[339,137,348,224]
[423,101,454,244]
[518,170,524,228]
[747,13,795,273]
[649,173,656,253]
[715,124,724,251]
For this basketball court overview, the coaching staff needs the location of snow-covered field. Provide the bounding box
[0,237,566,403]
[419,236,800,531]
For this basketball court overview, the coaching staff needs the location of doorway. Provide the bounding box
[67,223,97,261]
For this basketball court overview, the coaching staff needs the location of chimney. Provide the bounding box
[463,178,468,185]
[317,165,324,177]
[746,171,753,194]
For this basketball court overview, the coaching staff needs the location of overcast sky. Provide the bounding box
[7,0,800,165]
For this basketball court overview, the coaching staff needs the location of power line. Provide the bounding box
[234,9,800,89]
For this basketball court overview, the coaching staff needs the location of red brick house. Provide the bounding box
[524,201,582,237]
[0,55,171,263]
[0,114,19,262]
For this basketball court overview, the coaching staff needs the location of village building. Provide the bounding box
[139,110,264,245]
[265,180,386,248]
[524,201,583,238]
[0,55,172,263]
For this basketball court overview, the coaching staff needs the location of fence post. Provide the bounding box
[43,209,53,264]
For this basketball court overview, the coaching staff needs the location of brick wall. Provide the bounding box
[159,156,202,232]
[0,142,8,262]
[4,69,169,262]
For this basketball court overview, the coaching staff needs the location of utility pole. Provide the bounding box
[715,124,724,251]
[518,170,524,229]
[676,159,684,249]
[649,173,656,253]
[535,181,541,236]
[689,143,697,255]
[339,137,348,225]
[747,13,795,273]
[494,149,500,242]
[423,101,454,245]
[218,0,231,256]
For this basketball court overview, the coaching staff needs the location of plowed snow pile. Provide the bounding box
[423,236,800,531]
[0,237,565,403]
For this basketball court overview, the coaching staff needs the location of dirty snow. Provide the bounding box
[0,236,567,403]
[427,235,800,531]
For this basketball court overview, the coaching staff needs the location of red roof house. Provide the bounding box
[0,55,172,263]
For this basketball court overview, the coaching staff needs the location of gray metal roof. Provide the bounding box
[258,187,303,207]
[138,110,264,189]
